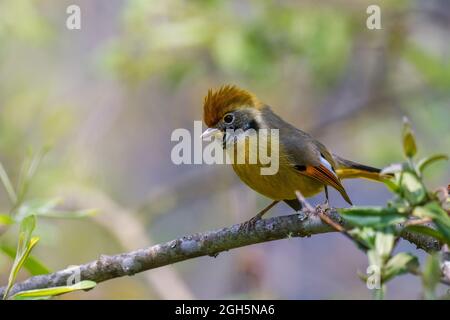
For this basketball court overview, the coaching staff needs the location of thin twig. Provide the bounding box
[404,218,432,227]
[294,191,314,212]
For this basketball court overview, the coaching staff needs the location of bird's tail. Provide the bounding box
[332,155,391,182]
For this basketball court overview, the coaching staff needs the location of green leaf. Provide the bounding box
[0,162,17,205]
[349,227,376,249]
[0,245,50,275]
[0,214,14,226]
[3,215,38,299]
[15,198,62,222]
[422,254,441,300]
[405,225,449,246]
[402,117,417,158]
[26,198,62,212]
[367,249,381,269]
[375,232,395,263]
[417,154,448,174]
[383,253,419,282]
[15,198,97,221]
[413,202,450,244]
[400,171,427,205]
[339,207,406,228]
[382,178,400,194]
[366,231,396,276]
[413,202,446,220]
[379,166,402,193]
[434,219,450,246]
[11,280,97,300]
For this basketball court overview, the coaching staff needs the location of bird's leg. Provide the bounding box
[317,186,331,213]
[251,200,279,221]
[323,185,330,208]
[240,200,279,231]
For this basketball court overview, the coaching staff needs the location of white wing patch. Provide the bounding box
[319,155,338,178]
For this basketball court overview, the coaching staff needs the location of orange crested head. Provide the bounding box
[203,85,261,127]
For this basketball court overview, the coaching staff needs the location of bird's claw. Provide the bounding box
[316,202,331,215]
[297,203,329,219]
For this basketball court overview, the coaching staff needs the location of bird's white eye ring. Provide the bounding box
[223,113,234,124]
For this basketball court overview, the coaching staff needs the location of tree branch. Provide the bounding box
[0,209,441,298]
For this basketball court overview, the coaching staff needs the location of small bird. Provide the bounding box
[201,85,387,224]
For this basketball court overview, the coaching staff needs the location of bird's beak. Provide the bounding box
[201,127,221,140]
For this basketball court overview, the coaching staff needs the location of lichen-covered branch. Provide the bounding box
[0,209,441,298]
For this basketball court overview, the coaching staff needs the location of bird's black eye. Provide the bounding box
[223,113,234,124]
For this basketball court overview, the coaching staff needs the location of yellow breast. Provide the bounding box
[227,134,323,200]
[232,162,323,200]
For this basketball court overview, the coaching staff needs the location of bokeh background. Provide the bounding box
[0,0,449,299]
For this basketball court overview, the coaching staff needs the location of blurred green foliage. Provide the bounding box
[103,0,353,87]
[0,150,96,299]
[0,0,53,47]
[340,119,449,299]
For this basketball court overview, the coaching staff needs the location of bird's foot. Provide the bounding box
[297,203,329,220]
[321,201,331,210]
[315,203,331,216]
[296,203,317,221]
[239,200,279,232]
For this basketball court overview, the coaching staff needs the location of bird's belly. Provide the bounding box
[231,163,323,200]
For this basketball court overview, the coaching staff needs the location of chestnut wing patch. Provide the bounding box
[295,164,352,205]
